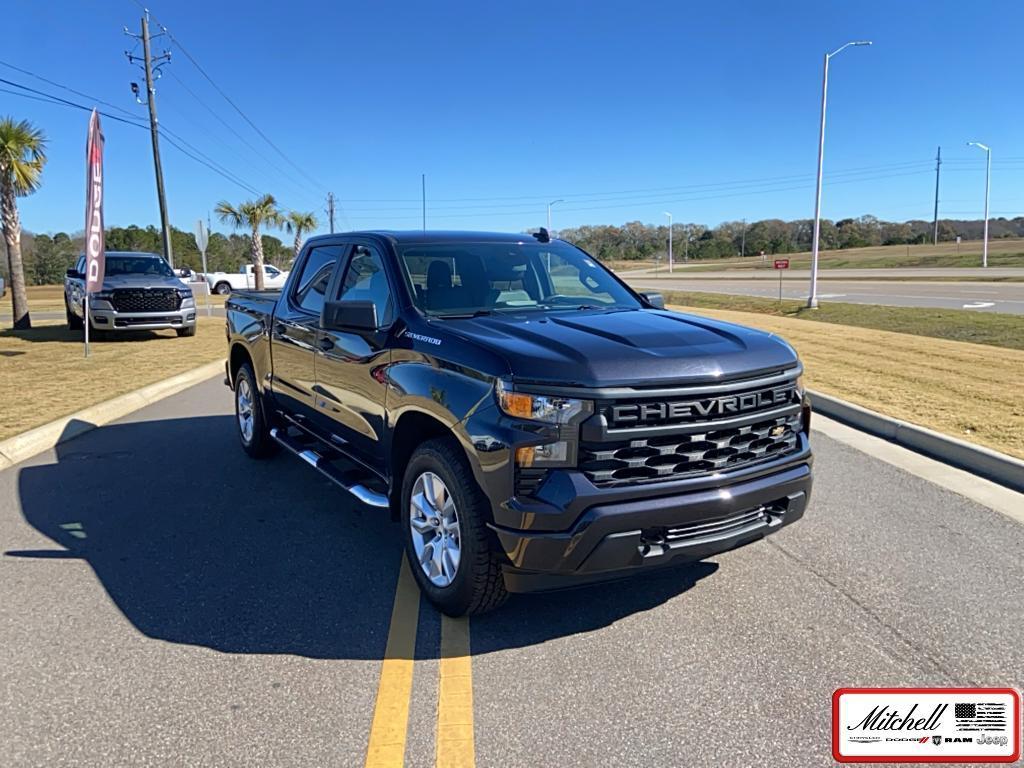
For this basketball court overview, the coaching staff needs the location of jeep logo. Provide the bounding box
[610,385,795,425]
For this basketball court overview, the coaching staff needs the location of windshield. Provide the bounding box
[397,240,641,317]
[104,255,175,278]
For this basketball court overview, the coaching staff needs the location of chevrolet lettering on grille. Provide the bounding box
[609,385,795,426]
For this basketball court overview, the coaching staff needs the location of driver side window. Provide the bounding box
[294,245,344,314]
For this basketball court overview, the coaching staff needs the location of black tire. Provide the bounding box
[234,362,277,459]
[214,282,231,296]
[176,325,197,337]
[66,299,83,330]
[401,438,508,616]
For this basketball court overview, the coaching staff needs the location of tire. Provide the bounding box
[176,325,197,337]
[214,282,231,296]
[401,438,507,616]
[66,299,83,330]
[234,362,277,458]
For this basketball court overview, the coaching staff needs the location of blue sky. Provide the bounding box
[3,0,1022,238]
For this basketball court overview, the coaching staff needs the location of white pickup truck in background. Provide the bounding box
[205,264,289,295]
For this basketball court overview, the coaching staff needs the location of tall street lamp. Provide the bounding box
[547,199,564,233]
[663,211,673,272]
[967,142,991,268]
[807,40,873,309]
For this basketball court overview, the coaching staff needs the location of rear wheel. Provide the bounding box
[214,282,231,295]
[235,362,277,458]
[402,438,507,616]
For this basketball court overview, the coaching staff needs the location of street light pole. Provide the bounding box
[967,142,991,268]
[547,199,564,233]
[807,40,872,309]
[663,212,673,272]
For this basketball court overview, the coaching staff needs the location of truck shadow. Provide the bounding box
[0,326,173,344]
[10,415,712,660]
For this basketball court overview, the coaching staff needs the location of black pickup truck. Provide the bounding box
[224,230,812,615]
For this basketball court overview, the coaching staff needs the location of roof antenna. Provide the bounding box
[533,227,550,243]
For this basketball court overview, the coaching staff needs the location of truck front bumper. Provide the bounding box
[491,446,812,593]
[89,304,197,332]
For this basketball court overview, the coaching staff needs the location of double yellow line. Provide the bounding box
[364,558,476,768]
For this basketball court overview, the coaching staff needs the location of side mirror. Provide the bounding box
[321,300,378,332]
[66,268,81,279]
[639,291,665,309]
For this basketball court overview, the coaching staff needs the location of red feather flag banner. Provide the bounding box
[83,109,104,356]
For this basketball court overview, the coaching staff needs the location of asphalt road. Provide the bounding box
[625,276,1024,313]
[1,377,1022,766]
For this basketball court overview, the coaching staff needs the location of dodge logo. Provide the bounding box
[610,385,795,425]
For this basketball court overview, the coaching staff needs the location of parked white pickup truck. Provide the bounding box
[205,264,289,295]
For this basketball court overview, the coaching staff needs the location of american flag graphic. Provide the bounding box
[954,702,1007,731]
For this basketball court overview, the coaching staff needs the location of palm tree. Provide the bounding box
[283,210,318,265]
[0,117,47,329]
[214,193,282,290]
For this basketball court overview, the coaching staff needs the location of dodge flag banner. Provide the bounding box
[84,109,104,356]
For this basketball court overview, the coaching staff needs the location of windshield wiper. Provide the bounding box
[432,309,493,319]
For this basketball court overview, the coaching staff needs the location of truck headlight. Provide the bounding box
[496,381,592,425]
[515,441,571,467]
[178,288,193,299]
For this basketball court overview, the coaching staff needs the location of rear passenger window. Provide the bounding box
[294,245,344,314]
[336,245,392,325]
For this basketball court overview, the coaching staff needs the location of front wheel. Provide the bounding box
[66,299,83,330]
[176,325,197,337]
[402,438,507,616]
[234,362,277,458]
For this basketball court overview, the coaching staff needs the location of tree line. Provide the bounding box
[557,215,1024,262]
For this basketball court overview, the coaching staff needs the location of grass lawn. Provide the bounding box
[0,317,226,441]
[679,238,1024,272]
[658,290,1024,351]
[667,303,1024,460]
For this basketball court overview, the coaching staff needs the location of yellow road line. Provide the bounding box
[436,615,475,768]
[364,557,420,768]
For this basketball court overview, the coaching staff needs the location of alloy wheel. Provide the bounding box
[409,471,462,587]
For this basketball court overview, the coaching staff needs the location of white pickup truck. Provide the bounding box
[205,264,289,295]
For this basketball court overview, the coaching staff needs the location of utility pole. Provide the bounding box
[326,192,336,233]
[126,14,173,266]
[741,218,747,257]
[421,174,426,231]
[932,146,942,245]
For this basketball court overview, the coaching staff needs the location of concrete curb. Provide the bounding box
[809,389,1024,494]
[0,359,224,471]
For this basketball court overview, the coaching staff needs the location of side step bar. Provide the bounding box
[270,428,389,509]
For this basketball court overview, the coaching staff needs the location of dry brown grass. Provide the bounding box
[0,317,225,441]
[670,304,1024,459]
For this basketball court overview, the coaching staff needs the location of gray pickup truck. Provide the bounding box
[64,251,197,336]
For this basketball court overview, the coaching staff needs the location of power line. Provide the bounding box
[328,160,937,206]
[135,4,327,193]
[0,58,139,120]
[163,68,314,200]
[0,78,261,195]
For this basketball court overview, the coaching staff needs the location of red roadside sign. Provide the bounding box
[774,259,790,270]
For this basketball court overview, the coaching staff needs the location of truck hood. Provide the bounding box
[100,274,187,290]
[437,308,799,388]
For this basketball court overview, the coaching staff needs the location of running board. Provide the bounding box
[269,428,389,508]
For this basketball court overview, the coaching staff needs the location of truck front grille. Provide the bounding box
[580,413,801,487]
[110,288,181,313]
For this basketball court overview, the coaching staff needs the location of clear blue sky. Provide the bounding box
[3,0,1022,238]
